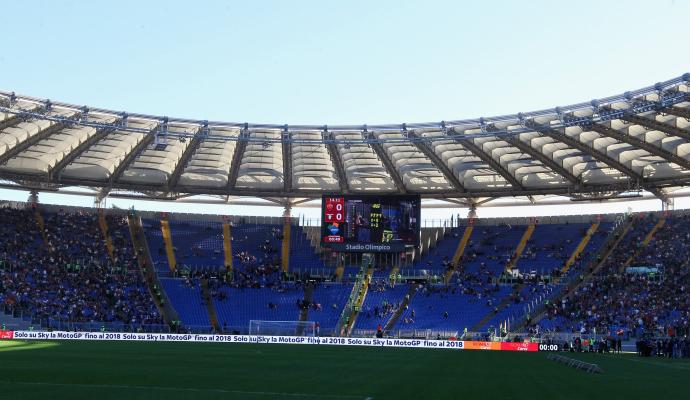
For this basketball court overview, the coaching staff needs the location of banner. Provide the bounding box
[463,341,501,351]
[6,330,539,352]
[500,342,539,352]
[0,330,13,340]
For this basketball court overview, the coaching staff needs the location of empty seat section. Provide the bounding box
[213,286,303,332]
[160,278,209,328]
[142,218,171,275]
[308,284,353,332]
[289,225,326,272]
[354,284,408,330]
[169,220,224,270]
[398,285,512,331]
[413,226,464,271]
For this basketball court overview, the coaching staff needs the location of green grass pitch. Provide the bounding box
[0,340,688,399]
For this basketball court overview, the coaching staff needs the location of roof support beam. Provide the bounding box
[226,128,249,192]
[282,129,292,193]
[622,114,690,142]
[325,141,349,193]
[588,123,690,172]
[501,134,580,186]
[437,198,471,207]
[664,106,690,120]
[108,127,157,185]
[528,121,645,185]
[409,132,465,192]
[168,126,204,191]
[457,137,524,190]
[369,139,407,193]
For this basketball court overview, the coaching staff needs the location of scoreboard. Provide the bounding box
[321,194,420,252]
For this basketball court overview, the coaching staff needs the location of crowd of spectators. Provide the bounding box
[359,280,404,322]
[227,228,283,288]
[0,206,163,328]
[537,214,690,338]
[6,203,690,343]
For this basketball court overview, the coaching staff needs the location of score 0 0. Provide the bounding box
[324,198,345,222]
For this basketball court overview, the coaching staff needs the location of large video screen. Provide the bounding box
[321,195,421,252]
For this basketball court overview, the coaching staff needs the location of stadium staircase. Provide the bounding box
[335,263,345,282]
[98,210,116,261]
[470,224,536,332]
[338,262,374,336]
[299,282,315,322]
[160,218,177,273]
[388,265,399,284]
[281,219,291,273]
[519,215,636,330]
[383,284,417,333]
[444,225,474,283]
[34,209,48,247]
[222,222,233,277]
[560,222,600,276]
[127,214,180,328]
[504,223,535,272]
[200,279,220,331]
[618,217,666,273]
[472,285,524,332]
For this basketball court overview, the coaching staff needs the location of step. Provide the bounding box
[505,224,536,271]
[445,225,474,283]
[383,285,417,332]
[160,219,177,273]
[561,222,599,275]
[222,223,233,276]
[281,221,291,273]
[98,211,116,261]
[620,217,666,272]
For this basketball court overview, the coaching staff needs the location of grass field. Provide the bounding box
[0,340,688,399]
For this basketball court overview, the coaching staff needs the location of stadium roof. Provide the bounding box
[1,74,690,204]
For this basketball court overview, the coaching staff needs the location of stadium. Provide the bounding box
[1,2,690,399]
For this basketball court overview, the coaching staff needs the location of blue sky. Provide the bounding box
[1,0,689,218]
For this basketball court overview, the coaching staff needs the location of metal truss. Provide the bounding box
[622,114,690,143]
[226,124,249,191]
[368,132,407,193]
[501,134,580,186]
[0,75,687,146]
[1,74,690,200]
[408,130,465,192]
[168,124,204,191]
[588,123,690,172]
[282,126,292,193]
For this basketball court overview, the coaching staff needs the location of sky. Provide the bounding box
[1,0,689,220]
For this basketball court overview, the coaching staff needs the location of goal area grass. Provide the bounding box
[0,340,688,399]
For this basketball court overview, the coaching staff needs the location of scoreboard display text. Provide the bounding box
[321,195,420,252]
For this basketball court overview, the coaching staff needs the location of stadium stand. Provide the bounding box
[0,206,163,331]
[2,199,689,343]
[213,285,304,333]
[536,213,690,338]
[354,282,408,330]
[169,220,225,270]
[159,278,210,330]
